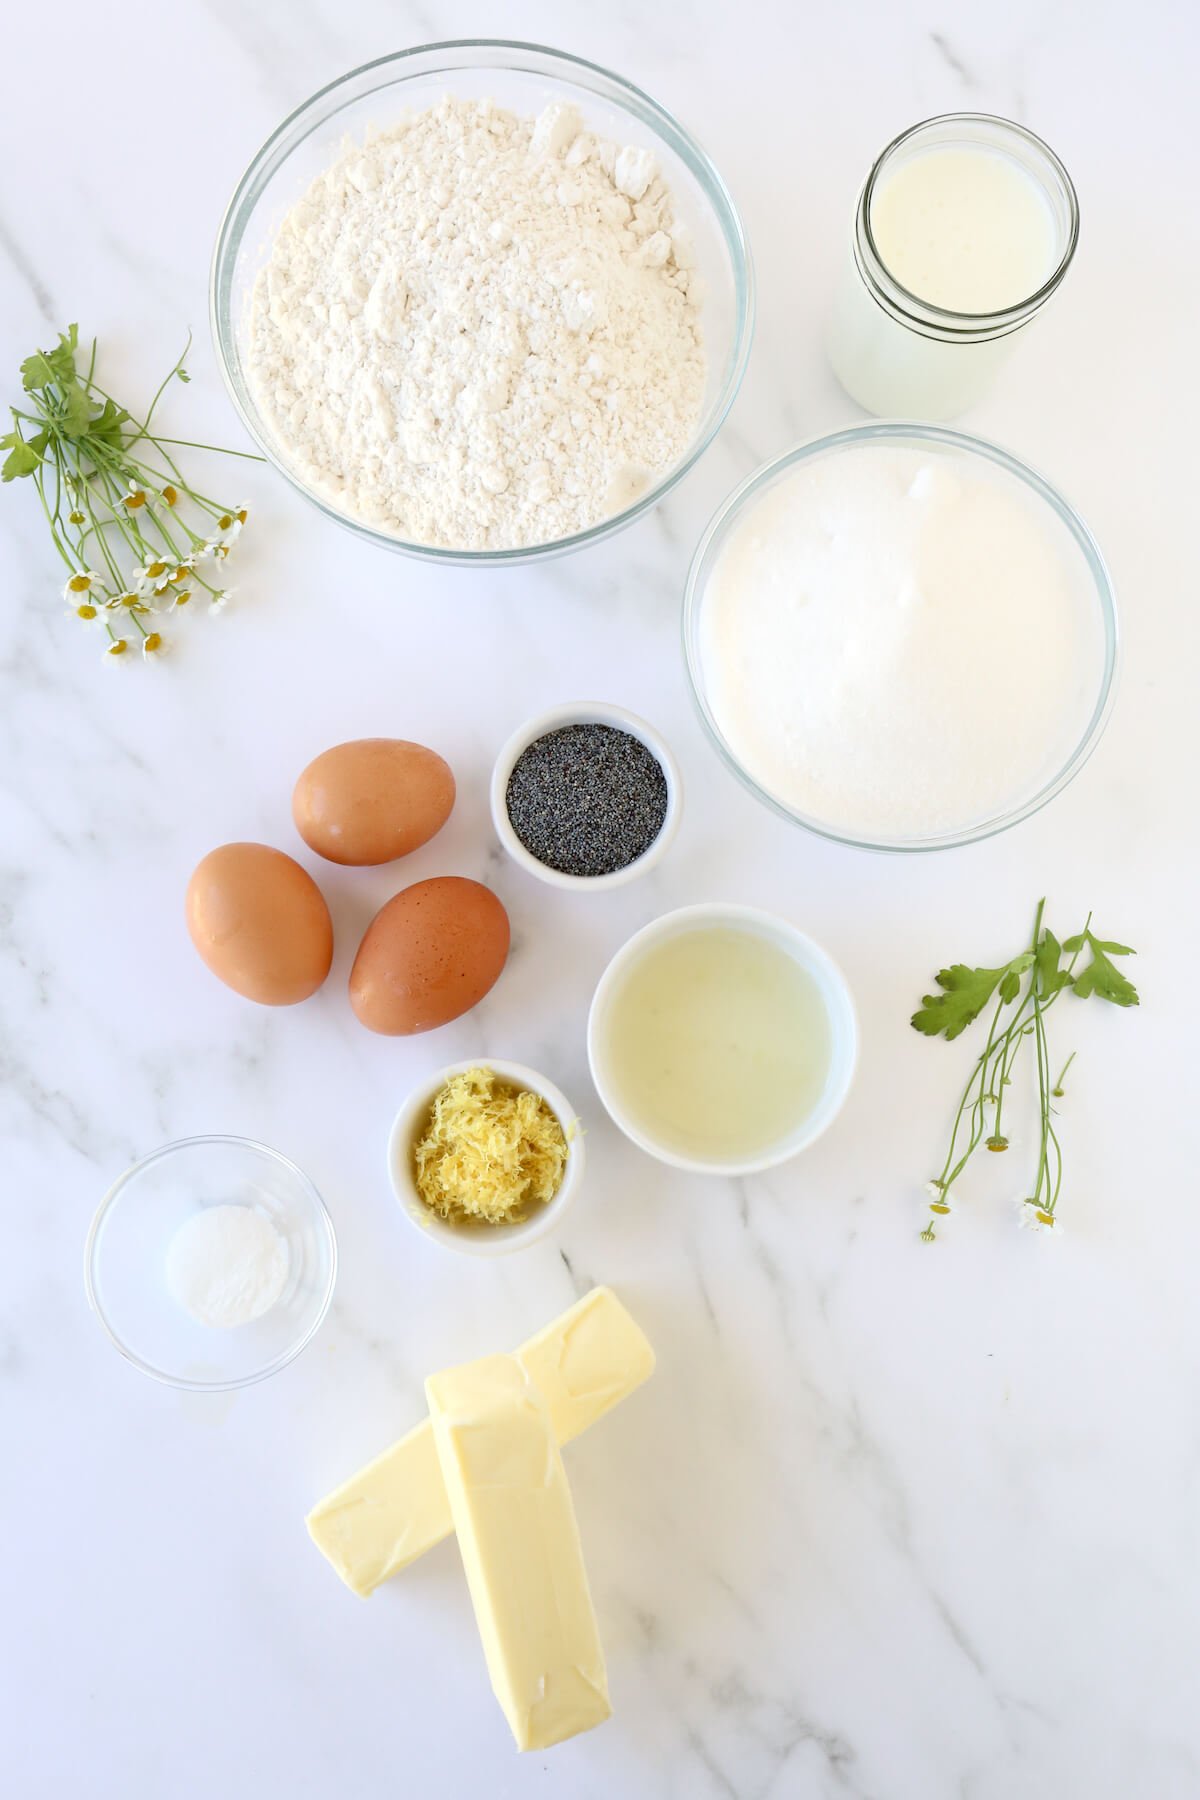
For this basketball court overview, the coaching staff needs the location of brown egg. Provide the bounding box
[349,877,510,1035]
[186,843,333,1006]
[292,738,455,866]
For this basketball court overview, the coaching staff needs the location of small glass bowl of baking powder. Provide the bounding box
[211,40,753,565]
[85,1136,337,1390]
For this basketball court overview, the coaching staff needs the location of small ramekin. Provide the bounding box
[587,903,858,1175]
[490,702,683,891]
[388,1059,585,1257]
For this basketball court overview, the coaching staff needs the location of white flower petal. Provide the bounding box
[61,569,101,601]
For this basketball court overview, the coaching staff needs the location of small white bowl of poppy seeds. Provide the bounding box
[491,702,682,891]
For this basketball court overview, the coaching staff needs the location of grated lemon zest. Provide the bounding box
[413,1066,568,1227]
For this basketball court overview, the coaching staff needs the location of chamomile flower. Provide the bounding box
[198,533,236,562]
[160,484,179,507]
[141,631,168,660]
[208,588,232,615]
[140,589,173,616]
[924,1181,951,1215]
[172,589,193,608]
[131,558,174,596]
[102,636,130,662]
[1015,1200,1062,1235]
[62,569,103,601]
[66,598,107,628]
[199,512,246,560]
[122,481,149,512]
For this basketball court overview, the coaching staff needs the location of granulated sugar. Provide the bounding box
[248,96,706,550]
[699,443,1105,842]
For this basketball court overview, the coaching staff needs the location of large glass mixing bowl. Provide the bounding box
[211,40,754,565]
[683,422,1119,853]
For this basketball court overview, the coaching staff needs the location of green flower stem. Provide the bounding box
[31,469,77,575]
[1052,1051,1077,1098]
[934,991,1007,1192]
[152,436,263,461]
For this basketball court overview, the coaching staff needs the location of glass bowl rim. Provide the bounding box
[84,1132,338,1392]
[682,419,1120,854]
[859,112,1080,329]
[209,37,755,566]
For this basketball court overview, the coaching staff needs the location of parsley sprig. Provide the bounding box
[3,324,260,662]
[915,899,1138,1240]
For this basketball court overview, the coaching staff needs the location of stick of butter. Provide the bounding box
[307,1286,654,1597]
[427,1353,612,1752]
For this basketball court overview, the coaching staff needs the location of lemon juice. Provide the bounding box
[601,925,832,1164]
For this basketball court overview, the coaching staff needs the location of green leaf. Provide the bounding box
[1071,931,1139,1007]
[1062,931,1133,956]
[20,326,80,392]
[89,397,129,450]
[176,366,191,383]
[1035,928,1072,999]
[912,953,1032,1041]
[1,431,43,479]
[58,381,95,439]
[20,350,57,390]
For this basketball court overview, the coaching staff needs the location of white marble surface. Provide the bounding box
[2,2,1198,1795]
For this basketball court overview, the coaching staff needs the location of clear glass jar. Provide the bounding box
[826,114,1079,420]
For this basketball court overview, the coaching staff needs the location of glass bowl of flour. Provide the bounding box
[211,41,753,563]
[85,1136,337,1390]
[684,423,1118,852]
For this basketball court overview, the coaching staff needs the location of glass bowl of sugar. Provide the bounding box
[683,421,1118,853]
[211,40,753,564]
[85,1136,337,1390]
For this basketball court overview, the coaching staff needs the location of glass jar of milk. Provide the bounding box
[826,114,1079,419]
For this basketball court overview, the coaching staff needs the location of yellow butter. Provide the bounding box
[427,1353,611,1752]
[307,1286,654,1597]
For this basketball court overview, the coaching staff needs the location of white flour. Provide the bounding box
[248,97,706,550]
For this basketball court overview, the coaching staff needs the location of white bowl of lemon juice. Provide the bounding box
[587,904,857,1175]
